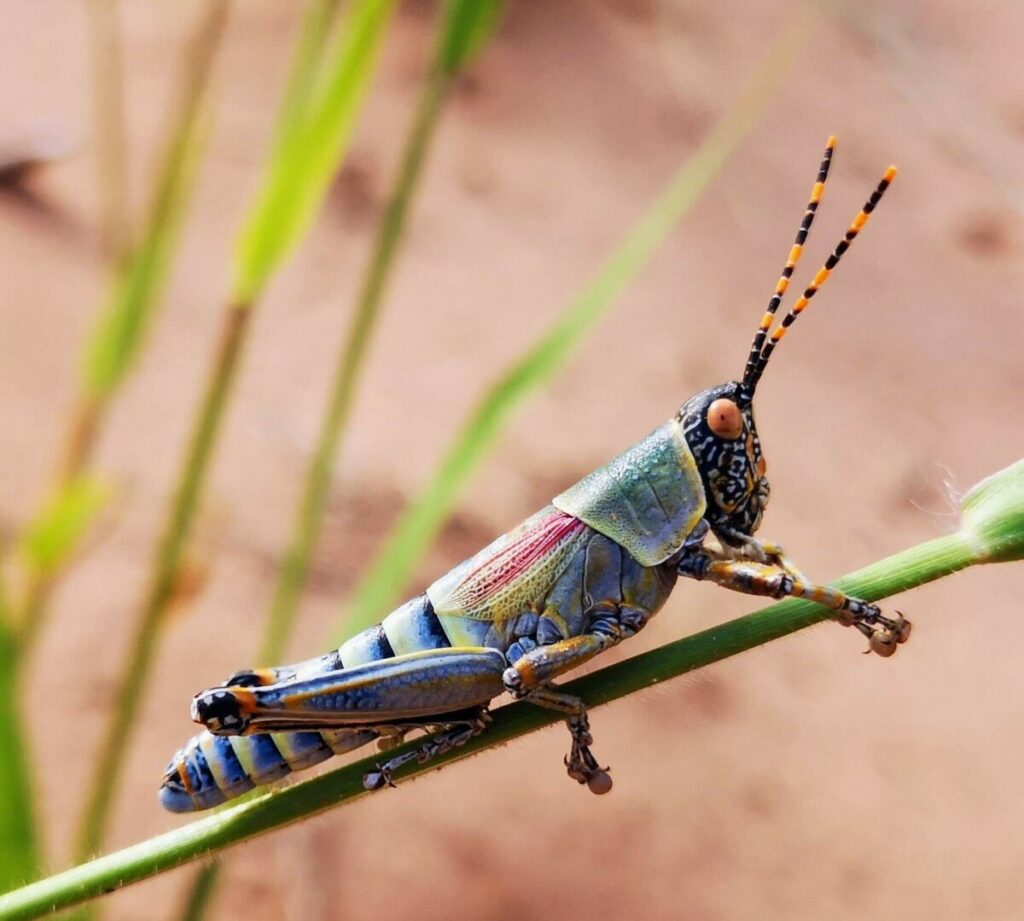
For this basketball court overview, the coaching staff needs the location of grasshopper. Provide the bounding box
[160,138,908,813]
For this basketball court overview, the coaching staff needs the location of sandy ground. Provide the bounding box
[2,1,1023,919]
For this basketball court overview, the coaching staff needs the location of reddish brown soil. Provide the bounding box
[2,2,1023,919]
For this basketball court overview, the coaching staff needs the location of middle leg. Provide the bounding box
[503,604,649,794]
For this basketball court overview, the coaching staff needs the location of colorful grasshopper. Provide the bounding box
[160,138,908,813]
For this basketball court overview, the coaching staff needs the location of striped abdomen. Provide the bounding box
[159,594,454,813]
[159,726,377,812]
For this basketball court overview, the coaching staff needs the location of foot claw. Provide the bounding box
[869,628,898,658]
[839,604,912,658]
[564,711,612,794]
[587,770,613,795]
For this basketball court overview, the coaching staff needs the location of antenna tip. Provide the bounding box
[827,135,838,149]
[884,165,898,182]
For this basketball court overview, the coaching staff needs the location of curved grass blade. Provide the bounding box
[232,0,397,304]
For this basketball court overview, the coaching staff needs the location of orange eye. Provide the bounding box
[707,398,743,440]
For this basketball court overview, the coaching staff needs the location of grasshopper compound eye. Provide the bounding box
[707,398,743,439]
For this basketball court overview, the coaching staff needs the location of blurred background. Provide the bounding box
[1,1,1023,919]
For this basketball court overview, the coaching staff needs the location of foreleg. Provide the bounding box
[677,542,911,656]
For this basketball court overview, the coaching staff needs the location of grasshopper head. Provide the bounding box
[678,381,768,544]
[676,138,898,546]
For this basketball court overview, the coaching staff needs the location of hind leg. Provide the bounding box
[192,647,508,735]
[503,605,649,794]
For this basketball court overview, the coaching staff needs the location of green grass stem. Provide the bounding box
[260,70,449,661]
[15,0,232,658]
[82,0,233,401]
[5,450,1022,919]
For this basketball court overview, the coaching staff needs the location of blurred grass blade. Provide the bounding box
[15,474,112,658]
[6,453,1023,917]
[436,0,504,74]
[267,0,344,159]
[83,0,231,398]
[262,0,503,665]
[17,477,109,580]
[17,0,232,621]
[73,305,250,867]
[331,19,805,643]
[232,0,397,303]
[0,602,39,891]
[176,861,218,921]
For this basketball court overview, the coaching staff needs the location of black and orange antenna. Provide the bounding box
[741,136,837,388]
[743,150,897,395]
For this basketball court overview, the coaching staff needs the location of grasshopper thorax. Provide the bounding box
[678,382,767,544]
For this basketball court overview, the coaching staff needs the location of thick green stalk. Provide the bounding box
[73,304,253,865]
[261,68,449,664]
[4,503,1019,919]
